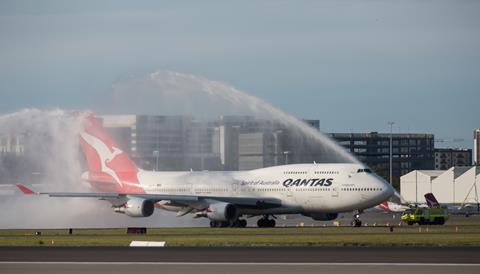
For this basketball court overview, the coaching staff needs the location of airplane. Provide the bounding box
[375,200,410,213]
[17,113,395,228]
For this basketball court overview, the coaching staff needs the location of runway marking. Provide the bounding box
[1,262,480,267]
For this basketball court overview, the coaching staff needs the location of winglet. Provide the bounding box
[15,183,36,195]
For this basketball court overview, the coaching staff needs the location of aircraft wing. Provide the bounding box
[16,184,282,209]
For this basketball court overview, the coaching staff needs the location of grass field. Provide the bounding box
[1,222,480,247]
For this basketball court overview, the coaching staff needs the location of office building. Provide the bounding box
[303,119,320,131]
[238,132,284,170]
[101,115,222,171]
[434,148,472,170]
[0,135,24,155]
[328,132,435,183]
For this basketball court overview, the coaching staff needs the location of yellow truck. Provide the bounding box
[401,207,448,225]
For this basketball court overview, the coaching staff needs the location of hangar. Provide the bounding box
[400,166,480,205]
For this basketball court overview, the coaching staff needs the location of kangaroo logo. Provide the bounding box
[80,131,123,185]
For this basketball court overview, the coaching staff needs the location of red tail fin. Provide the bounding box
[424,193,440,208]
[79,114,142,193]
[378,201,390,211]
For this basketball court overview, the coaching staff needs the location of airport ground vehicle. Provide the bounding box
[401,207,448,225]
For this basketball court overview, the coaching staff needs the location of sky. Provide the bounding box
[0,0,479,149]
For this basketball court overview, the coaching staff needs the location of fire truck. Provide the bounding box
[401,193,449,225]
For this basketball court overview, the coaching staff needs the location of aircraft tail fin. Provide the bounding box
[79,113,143,193]
[378,201,390,211]
[424,193,440,208]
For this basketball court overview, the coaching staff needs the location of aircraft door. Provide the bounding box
[299,166,322,210]
[282,187,296,205]
[232,182,239,193]
[331,186,339,198]
[186,183,193,194]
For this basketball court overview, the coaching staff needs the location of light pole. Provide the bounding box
[388,121,395,186]
[274,130,283,166]
[153,150,159,171]
[283,151,290,165]
[154,118,160,171]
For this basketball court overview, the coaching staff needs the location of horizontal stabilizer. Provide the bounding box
[15,183,36,195]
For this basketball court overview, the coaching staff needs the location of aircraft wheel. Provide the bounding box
[257,217,275,228]
[230,219,244,227]
[257,218,268,227]
[220,221,229,227]
[268,219,276,228]
[352,219,362,227]
[239,219,247,228]
[351,212,362,227]
[257,218,266,228]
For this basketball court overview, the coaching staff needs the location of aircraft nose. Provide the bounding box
[380,178,395,200]
[369,174,394,201]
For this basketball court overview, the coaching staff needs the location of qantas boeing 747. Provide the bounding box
[17,114,395,227]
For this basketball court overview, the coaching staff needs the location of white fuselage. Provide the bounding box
[132,163,394,216]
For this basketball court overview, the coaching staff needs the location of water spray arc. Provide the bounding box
[111,71,359,165]
[0,71,361,228]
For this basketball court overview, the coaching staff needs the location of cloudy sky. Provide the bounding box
[1,0,479,148]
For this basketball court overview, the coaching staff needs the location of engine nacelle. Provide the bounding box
[206,202,237,222]
[114,198,154,217]
[306,213,339,221]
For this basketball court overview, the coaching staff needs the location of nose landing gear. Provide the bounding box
[351,211,363,227]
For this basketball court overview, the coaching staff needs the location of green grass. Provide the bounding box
[1,225,480,247]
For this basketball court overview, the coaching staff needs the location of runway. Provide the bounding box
[1,262,479,274]
[1,247,479,274]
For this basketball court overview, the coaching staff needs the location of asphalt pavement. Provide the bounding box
[1,246,479,274]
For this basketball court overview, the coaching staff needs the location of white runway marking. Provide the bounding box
[0,262,479,267]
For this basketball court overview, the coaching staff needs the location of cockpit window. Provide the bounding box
[357,168,373,173]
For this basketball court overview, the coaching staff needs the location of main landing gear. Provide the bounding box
[210,219,247,228]
[257,215,276,228]
[351,211,363,227]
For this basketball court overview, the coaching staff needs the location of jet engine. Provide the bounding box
[114,198,155,217]
[306,213,338,221]
[206,202,237,221]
